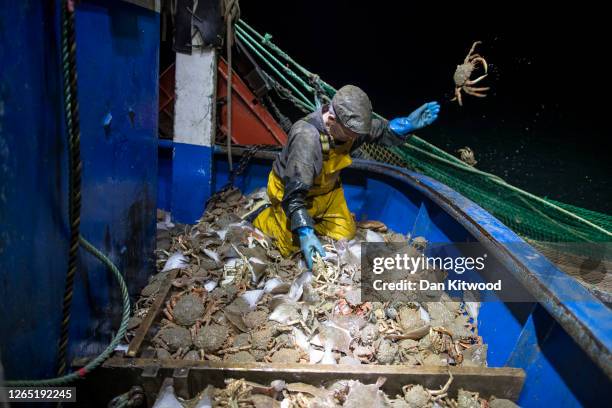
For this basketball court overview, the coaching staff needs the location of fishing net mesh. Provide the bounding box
[359,140,612,243]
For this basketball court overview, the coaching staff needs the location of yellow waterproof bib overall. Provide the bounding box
[253,137,357,256]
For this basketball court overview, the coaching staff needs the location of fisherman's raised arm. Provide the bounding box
[362,102,441,146]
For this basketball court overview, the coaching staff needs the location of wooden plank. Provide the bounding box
[127,269,179,357]
[105,357,525,401]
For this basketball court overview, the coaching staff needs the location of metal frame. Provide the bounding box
[103,357,525,402]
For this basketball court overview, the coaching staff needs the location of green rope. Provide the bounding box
[57,0,83,376]
[269,80,313,114]
[5,236,131,386]
[235,25,315,97]
[237,20,313,78]
[235,30,314,110]
[237,19,341,100]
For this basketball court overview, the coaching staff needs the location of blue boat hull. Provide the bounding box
[157,147,611,407]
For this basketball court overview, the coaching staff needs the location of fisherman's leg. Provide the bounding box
[253,171,299,257]
[253,204,297,257]
[311,185,356,241]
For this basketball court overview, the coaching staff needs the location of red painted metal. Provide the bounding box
[158,60,287,146]
[159,64,176,139]
[159,65,175,114]
[217,58,287,145]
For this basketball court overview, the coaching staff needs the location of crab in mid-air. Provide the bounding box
[457,146,477,166]
[452,41,490,106]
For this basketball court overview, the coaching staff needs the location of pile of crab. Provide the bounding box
[128,188,487,368]
[156,374,519,408]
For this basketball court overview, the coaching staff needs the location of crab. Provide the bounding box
[333,298,372,318]
[269,347,301,363]
[221,259,248,287]
[153,324,193,354]
[353,345,376,363]
[247,228,270,250]
[162,288,205,326]
[402,372,454,405]
[357,220,388,233]
[430,326,454,354]
[457,147,477,167]
[428,326,467,365]
[357,323,380,346]
[452,41,490,106]
[214,379,253,407]
[378,319,402,335]
[411,236,428,252]
[251,327,274,351]
[397,339,420,364]
[200,297,223,326]
[312,253,336,280]
[375,339,399,364]
[283,392,313,408]
[194,322,229,353]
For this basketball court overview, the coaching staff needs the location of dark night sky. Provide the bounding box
[237,2,611,213]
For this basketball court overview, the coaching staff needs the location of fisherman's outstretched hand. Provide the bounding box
[389,101,440,136]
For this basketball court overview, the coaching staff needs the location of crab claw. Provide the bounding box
[471,57,488,73]
[428,371,454,396]
[468,41,482,56]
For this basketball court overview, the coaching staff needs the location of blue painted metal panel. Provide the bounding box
[210,149,271,195]
[479,301,534,367]
[0,2,68,380]
[0,0,159,380]
[347,178,419,234]
[411,203,433,239]
[171,142,213,223]
[507,305,612,407]
[69,0,159,359]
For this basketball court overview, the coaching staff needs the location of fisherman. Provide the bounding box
[253,85,440,268]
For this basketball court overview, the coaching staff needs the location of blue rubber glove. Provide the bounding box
[297,226,326,269]
[389,101,441,136]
